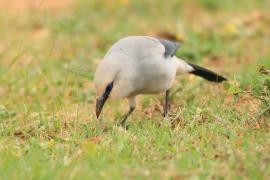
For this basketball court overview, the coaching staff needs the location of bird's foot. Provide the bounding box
[163,112,168,118]
[116,117,129,129]
[116,121,129,130]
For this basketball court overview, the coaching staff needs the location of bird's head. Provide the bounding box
[94,57,121,118]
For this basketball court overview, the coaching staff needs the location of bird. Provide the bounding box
[94,36,227,126]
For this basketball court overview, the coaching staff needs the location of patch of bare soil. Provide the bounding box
[224,93,261,116]
[234,93,261,115]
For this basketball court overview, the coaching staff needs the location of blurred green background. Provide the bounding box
[0,0,269,179]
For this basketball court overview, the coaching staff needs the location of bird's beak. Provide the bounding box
[95,82,114,118]
[95,96,108,118]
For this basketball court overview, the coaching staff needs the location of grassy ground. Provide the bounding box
[0,0,270,179]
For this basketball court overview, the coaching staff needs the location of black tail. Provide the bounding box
[188,63,227,82]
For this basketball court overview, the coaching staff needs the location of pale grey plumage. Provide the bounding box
[95,36,192,99]
[94,36,226,124]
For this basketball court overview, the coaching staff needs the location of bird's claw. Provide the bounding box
[116,120,129,129]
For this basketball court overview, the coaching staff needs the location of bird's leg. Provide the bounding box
[120,97,136,127]
[163,89,170,117]
[120,106,135,127]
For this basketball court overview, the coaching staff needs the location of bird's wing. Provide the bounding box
[157,39,181,58]
[105,36,166,61]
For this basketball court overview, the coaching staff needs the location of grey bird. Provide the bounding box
[94,36,226,126]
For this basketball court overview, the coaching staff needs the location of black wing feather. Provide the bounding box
[188,62,227,82]
[158,38,181,58]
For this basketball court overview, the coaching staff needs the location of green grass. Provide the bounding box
[0,0,270,179]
